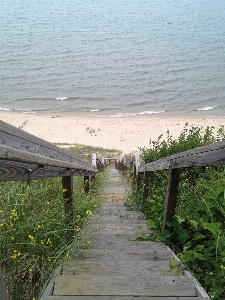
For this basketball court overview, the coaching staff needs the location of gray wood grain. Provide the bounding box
[46,296,179,300]
[62,259,174,276]
[53,275,197,296]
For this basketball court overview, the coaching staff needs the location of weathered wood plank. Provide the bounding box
[62,171,74,236]
[0,161,95,182]
[0,120,91,168]
[0,144,95,171]
[53,275,197,296]
[46,296,179,300]
[84,176,90,194]
[62,259,174,276]
[0,268,9,300]
[140,142,225,172]
[76,249,173,261]
[143,171,151,203]
[162,164,181,232]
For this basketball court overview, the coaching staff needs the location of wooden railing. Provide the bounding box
[116,141,225,232]
[0,120,108,299]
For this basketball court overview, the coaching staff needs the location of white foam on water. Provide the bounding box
[90,109,100,112]
[109,111,165,117]
[56,97,67,101]
[197,106,217,111]
[0,107,11,111]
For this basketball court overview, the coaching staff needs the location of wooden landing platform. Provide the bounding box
[43,203,208,299]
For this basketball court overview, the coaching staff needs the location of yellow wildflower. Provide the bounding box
[28,235,36,244]
[117,227,120,233]
[76,227,80,232]
[11,250,21,259]
[0,223,3,227]
[66,253,71,259]
[62,188,67,193]
[46,238,52,245]
[86,210,92,216]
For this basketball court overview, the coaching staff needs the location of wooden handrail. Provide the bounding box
[0,122,105,297]
[116,141,225,232]
[138,141,225,232]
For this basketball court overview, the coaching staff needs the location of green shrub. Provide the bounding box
[126,124,225,299]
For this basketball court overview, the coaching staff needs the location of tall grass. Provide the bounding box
[0,165,107,299]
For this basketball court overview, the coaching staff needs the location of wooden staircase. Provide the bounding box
[42,166,209,300]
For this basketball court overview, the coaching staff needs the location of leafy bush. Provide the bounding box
[126,124,225,299]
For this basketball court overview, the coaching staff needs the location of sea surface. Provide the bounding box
[0,0,225,118]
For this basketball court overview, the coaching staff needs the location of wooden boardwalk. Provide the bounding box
[43,165,209,300]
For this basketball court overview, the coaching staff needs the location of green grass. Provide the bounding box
[0,159,108,299]
[54,143,122,162]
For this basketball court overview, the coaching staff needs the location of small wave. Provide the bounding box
[197,106,217,111]
[90,109,100,112]
[56,97,67,101]
[0,107,11,111]
[110,111,165,117]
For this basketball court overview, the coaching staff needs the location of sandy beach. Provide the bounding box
[1,112,225,155]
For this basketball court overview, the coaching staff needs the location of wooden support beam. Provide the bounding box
[136,172,143,190]
[62,170,74,238]
[0,268,9,300]
[84,176,90,194]
[162,161,181,232]
[143,171,151,204]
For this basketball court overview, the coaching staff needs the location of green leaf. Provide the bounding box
[172,267,180,275]
[201,221,222,236]
[169,258,177,268]
[189,219,198,229]
[146,219,156,229]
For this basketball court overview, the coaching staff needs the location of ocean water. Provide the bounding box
[0,0,225,118]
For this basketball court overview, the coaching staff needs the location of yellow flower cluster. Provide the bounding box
[28,235,36,244]
[10,210,18,222]
[86,210,92,216]
[37,224,44,229]
[220,265,225,270]
[11,250,21,260]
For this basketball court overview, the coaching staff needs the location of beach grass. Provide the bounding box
[0,162,108,299]
[55,143,122,162]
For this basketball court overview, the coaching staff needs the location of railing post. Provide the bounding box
[133,154,140,183]
[162,160,181,232]
[62,169,74,237]
[84,176,90,194]
[91,153,97,187]
[143,171,151,204]
[0,268,9,300]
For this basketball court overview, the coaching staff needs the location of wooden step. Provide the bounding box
[46,297,179,300]
[62,259,174,276]
[53,275,197,297]
[46,297,206,300]
[75,248,173,261]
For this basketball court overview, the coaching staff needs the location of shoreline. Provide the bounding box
[1,111,225,155]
